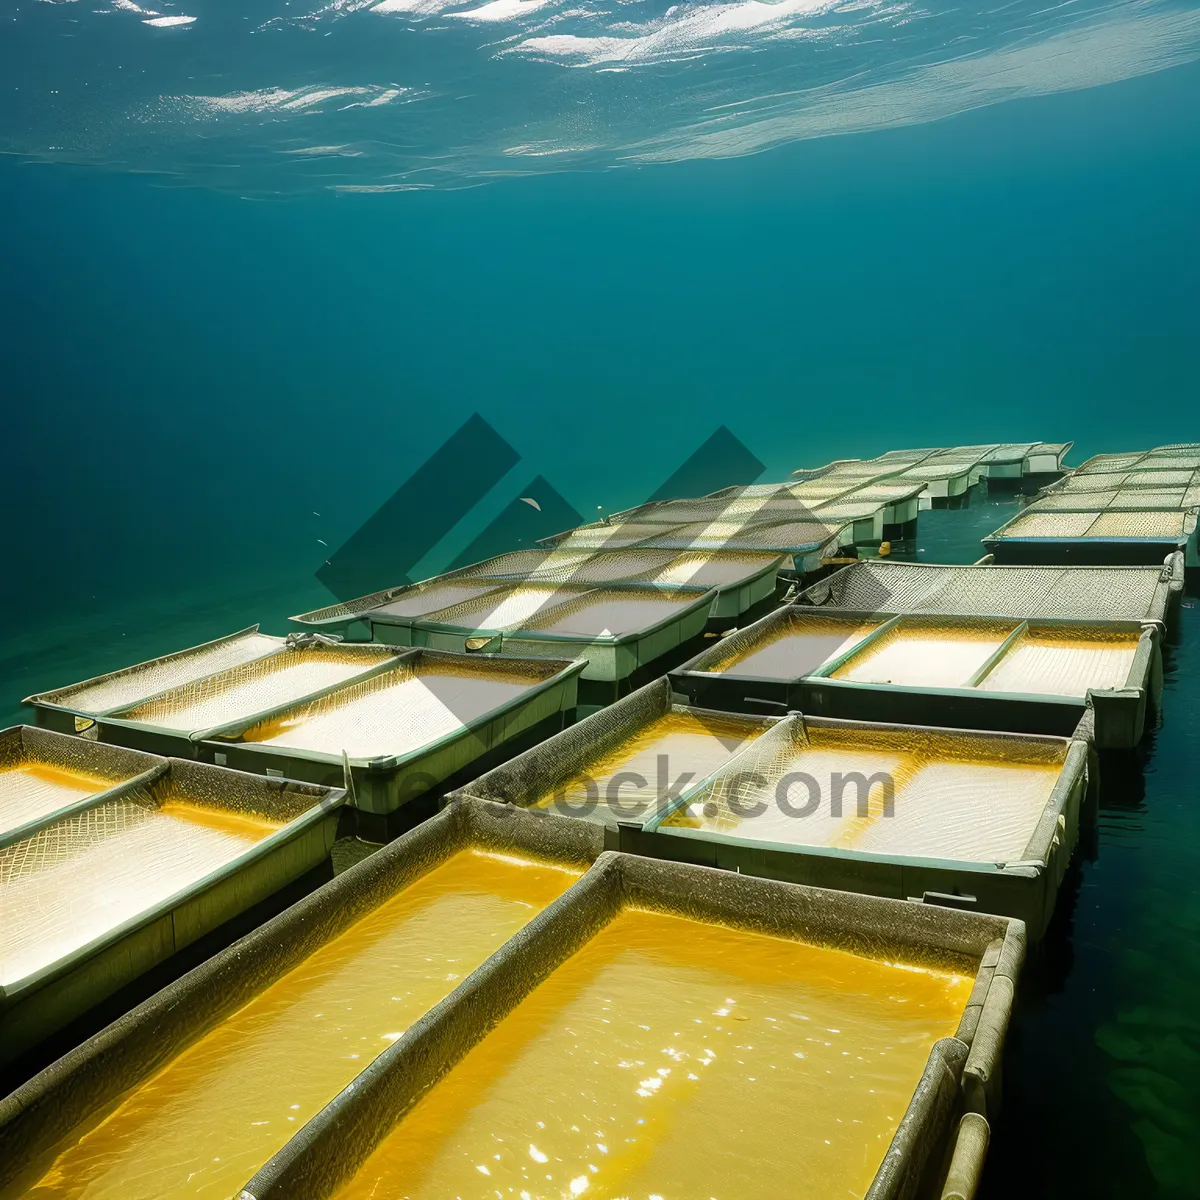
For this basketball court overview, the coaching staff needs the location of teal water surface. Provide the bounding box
[1,29,1198,1200]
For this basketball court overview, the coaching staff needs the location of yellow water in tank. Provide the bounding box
[0,762,114,833]
[19,849,580,1200]
[336,907,974,1200]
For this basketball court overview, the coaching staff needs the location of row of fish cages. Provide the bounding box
[984,443,1200,567]
[0,795,1021,1200]
[1,452,1191,1197]
[23,633,585,832]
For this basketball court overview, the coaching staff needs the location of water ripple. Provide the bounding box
[2,0,1199,190]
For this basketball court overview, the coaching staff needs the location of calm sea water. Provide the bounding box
[1,4,1198,1194]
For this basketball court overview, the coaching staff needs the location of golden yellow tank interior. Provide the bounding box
[113,647,391,734]
[0,800,282,989]
[528,710,766,822]
[238,662,542,760]
[702,615,882,679]
[830,620,1017,688]
[663,726,1066,863]
[335,907,974,1200]
[17,849,580,1200]
[977,625,1140,696]
[0,760,116,837]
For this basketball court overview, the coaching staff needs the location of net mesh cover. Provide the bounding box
[637,519,844,554]
[692,613,883,680]
[619,495,825,527]
[477,549,677,586]
[526,709,769,825]
[0,760,121,840]
[1055,473,1130,493]
[111,644,397,734]
[1105,490,1187,510]
[422,585,585,633]
[801,562,1167,621]
[370,581,508,621]
[1077,454,1148,473]
[1088,510,1190,538]
[514,587,709,638]
[664,719,1067,865]
[32,632,282,715]
[995,511,1099,539]
[977,626,1139,696]
[643,551,781,589]
[231,658,565,761]
[550,522,683,552]
[829,619,1018,689]
[0,784,284,987]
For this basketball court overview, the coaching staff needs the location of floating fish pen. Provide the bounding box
[610,492,821,527]
[224,850,1023,1200]
[672,607,886,713]
[0,758,344,1064]
[450,677,779,827]
[24,626,284,733]
[291,549,781,638]
[790,443,1071,503]
[541,519,686,554]
[984,505,1199,566]
[631,517,850,573]
[203,649,584,820]
[289,576,516,643]
[672,608,1161,747]
[0,726,160,845]
[1070,445,1200,475]
[0,798,602,1200]
[798,556,1185,624]
[457,549,783,622]
[627,713,1089,938]
[413,584,717,684]
[376,581,576,648]
[82,642,402,757]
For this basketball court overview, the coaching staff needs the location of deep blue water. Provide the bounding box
[1,14,1199,1197]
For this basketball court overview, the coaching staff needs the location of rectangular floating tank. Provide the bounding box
[448,677,778,827]
[0,726,161,846]
[92,642,403,756]
[796,557,1183,625]
[203,649,584,816]
[24,627,283,732]
[637,712,1090,937]
[0,799,603,1199]
[0,758,344,1063]
[229,850,1024,1200]
[672,608,1161,747]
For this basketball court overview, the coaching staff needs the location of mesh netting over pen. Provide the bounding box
[637,519,845,554]
[513,587,709,638]
[993,508,1193,542]
[458,678,775,827]
[30,630,282,715]
[0,763,330,986]
[800,561,1169,621]
[685,611,884,679]
[0,728,158,836]
[663,717,1069,865]
[225,655,569,761]
[111,643,398,733]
